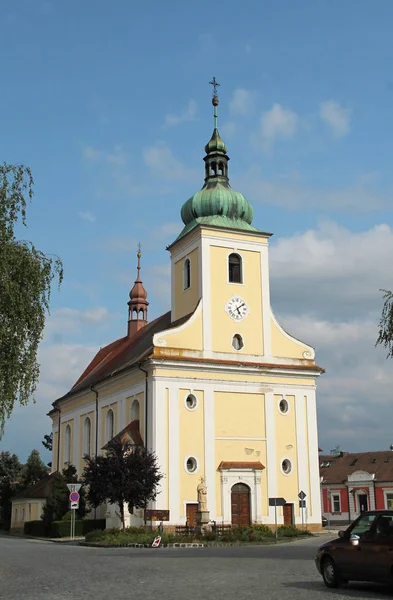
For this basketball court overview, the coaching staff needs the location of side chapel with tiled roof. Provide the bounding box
[47,81,324,531]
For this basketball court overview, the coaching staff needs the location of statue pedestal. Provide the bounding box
[195,510,210,534]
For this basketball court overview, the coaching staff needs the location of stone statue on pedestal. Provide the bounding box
[197,477,208,512]
[195,476,210,534]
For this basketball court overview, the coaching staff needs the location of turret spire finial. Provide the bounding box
[209,76,220,129]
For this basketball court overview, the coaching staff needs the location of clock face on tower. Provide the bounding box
[225,296,249,321]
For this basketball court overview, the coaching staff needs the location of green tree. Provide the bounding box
[41,433,53,452]
[21,449,48,488]
[376,289,393,357]
[83,439,163,530]
[0,451,22,530]
[0,163,63,435]
[41,464,86,529]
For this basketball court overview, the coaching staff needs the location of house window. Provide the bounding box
[22,508,25,521]
[331,493,341,512]
[106,409,114,442]
[183,258,191,290]
[281,459,292,475]
[64,424,71,464]
[228,253,242,284]
[386,493,393,509]
[14,509,18,522]
[83,417,91,456]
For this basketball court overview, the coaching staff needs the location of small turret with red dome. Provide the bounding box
[127,246,148,337]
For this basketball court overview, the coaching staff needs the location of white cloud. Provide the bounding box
[43,306,114,341]
[78,211,96,222]
[229,88,257,116]
[235,166,386,211]
[260,103,298,147]
[143,142,198,182]
[164,99,197,128]
[320,100,351,138]
[268,221,393,452]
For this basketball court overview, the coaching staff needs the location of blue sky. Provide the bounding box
[1,0,393,462]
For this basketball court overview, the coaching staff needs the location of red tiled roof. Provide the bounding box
[50,310,192,410]
[320,451,393,484]
[218,461,265,470]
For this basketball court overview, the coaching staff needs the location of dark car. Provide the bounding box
[315,510,393,588]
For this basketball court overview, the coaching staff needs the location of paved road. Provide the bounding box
[1,533,392,599]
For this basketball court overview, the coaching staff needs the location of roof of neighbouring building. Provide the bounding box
[320,451,393,484]
[11,472,59,500]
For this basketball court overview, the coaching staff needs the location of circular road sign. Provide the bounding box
[69,491,80,502]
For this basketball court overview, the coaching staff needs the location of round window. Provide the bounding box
[185,394,197,410]
[282,459,292,475]
[186,457,198,473]
[279,399,289,414]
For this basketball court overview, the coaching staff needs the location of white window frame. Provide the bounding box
[331,492,341,513]
[384,489,393,509]
[64,424,71,464]
[106,409,114,442]
[227,251,244,285]
[83,417,91,456]
[183,258,191,291]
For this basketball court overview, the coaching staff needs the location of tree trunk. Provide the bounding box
[120,502,125,531]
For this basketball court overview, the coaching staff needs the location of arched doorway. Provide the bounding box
[231,483,251,526]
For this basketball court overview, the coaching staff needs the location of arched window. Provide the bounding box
[131,399,140,422]
[228,253,242,283]
[83,417,91,456]
[232,334,244,351]
[106,409,114,442]
[64,424,71,464]
[183,258,191,290]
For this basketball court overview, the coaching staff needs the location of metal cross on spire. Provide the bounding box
[209,76,220,98]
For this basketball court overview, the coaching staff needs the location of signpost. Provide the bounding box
[298,491,307,530]
[67,484,82,539]
[269,497,286,541]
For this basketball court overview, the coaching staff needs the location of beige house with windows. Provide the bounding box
[48,88,324,531]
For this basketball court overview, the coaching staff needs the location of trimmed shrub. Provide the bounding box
[82,519,106,535]
[24,520,47,537]
[277,524,309,537]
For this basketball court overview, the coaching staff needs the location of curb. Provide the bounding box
[79,542,206,548]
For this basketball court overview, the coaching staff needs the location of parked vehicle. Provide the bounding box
[315,510,393,588]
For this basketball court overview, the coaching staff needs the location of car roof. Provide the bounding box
[359,510,393,515]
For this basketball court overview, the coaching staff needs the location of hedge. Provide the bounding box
[24,519,106,538]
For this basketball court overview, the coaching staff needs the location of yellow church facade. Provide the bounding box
[49,85,323,531]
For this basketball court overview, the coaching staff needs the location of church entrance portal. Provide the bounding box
[231,483,251,526]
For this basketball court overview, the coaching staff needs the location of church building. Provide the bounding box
[48,82,324,531]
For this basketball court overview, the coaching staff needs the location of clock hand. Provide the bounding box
[236,303,245,313]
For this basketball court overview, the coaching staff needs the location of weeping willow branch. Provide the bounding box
[0,163,63,435]
[376,289,393,358]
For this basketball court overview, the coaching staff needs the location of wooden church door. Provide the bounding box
[231,483,251,526]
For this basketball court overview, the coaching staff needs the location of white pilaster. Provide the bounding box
[203,387,216,518]
[260,245,271,356]
[306,389,322,522]
[265,390,277,520]
[154,379,167,509]
[168,385,180,523]
[295,392,308,523]
[201,236,212,356]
